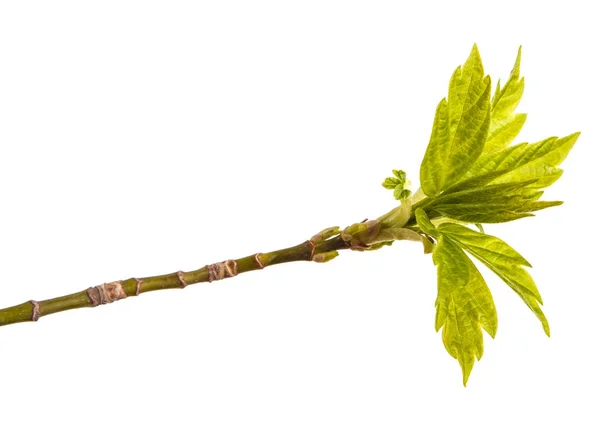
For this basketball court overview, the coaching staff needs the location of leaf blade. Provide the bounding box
[420,98,450,196]
[420,45,492,196]
[463,133,580,190]
[437,223,531,267]
[482,113,527,157]
[492,133,580,188]
[433,236,498,386]
[438,223,549,335]
[491,46,525,123]
[479,46,526,159]
[415,208,438,237]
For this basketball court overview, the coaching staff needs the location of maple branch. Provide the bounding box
[0,235,349,327]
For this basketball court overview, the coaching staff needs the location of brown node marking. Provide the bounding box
[307,240,316,261]
[207,260,239,282]
[224,259,238,277]
[253,253,264,269]
[177,271,188,288]
[30,300,41,322]
[87,286,102,307]
[135,278,144,296]
[87,281,127,306]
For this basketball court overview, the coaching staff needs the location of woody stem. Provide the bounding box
[0,235,348,327]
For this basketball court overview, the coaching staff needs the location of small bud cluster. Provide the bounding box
[382,169,411,200]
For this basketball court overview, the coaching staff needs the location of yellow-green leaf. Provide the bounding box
[438,223,550,336]
[438,223,531,267]
[481,113,527,159]
[491,46,525,124]
[491,133,580,188]
[421,179,562,223]
[415,208,438,237]
[432,202,535,223]
[456,132,579,192]
[429,180,538,206]
[433,236,498,386]
[460,47,526,181]
[420,45,492,196]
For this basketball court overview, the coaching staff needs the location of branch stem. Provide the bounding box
[0,235,349,327]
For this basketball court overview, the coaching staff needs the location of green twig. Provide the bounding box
[0,235,348,327]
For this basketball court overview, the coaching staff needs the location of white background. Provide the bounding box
[0,1,598,422]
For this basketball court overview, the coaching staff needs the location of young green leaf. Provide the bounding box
[464,133,580,189]
[428,180,538,207]
[438,223,550,335]
[394,186,411,201]
[382,177,401,189]
[392,169,406,181]
[420,45,492,196]
[433,235,498,386]
[482,113,527,159]
[382,169,411,200]
[491,133,579,188]
[415,208,438,237]
[430,198,561,223]
[438,223,531,267]
[457,47,528,181]
[483,47,527,156]
[491,47,525,120]
[417,179,561,223]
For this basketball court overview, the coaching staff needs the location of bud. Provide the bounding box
[341,220,382,250]
[312,251,339,263]
[310,226,341,244]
